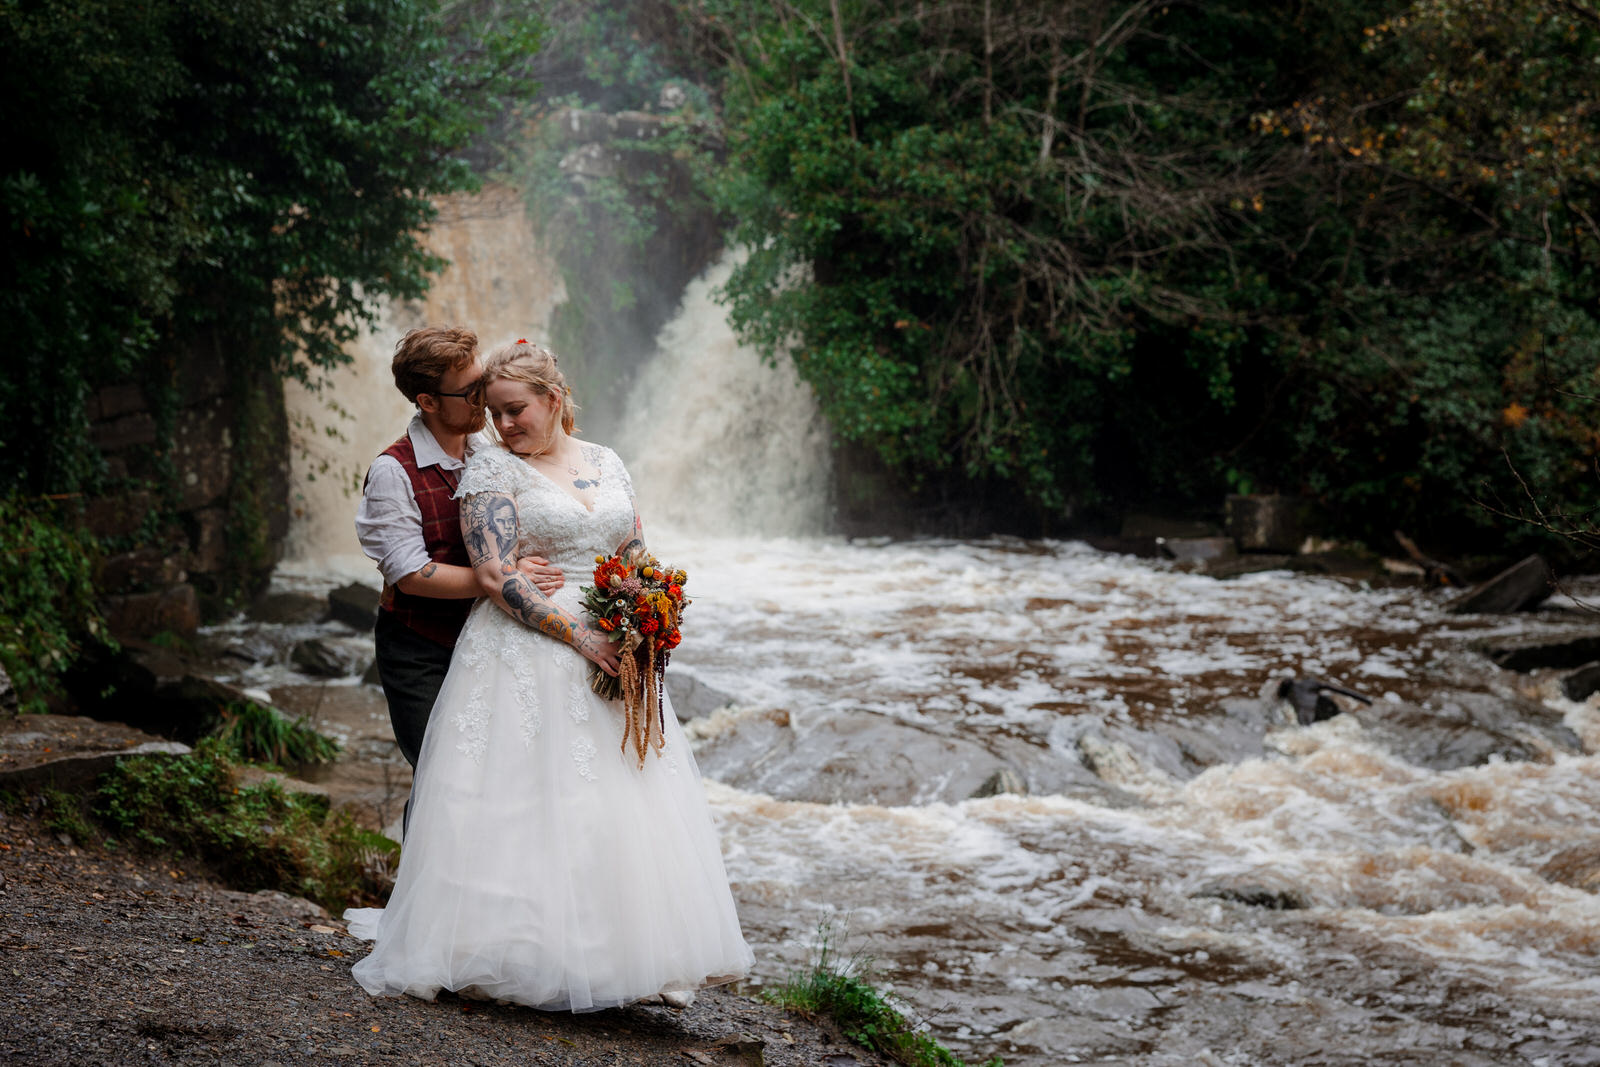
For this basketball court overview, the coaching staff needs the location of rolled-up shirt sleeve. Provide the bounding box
[355,456,434,588]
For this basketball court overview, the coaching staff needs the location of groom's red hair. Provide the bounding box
[392,326,478,403]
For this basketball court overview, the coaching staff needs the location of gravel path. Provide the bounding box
[0,808,886,1067]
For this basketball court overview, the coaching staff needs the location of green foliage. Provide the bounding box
[39,788,99,846]
[216,701,341,767]
[0,496,111,712]
[766,929,1000,1067]
[95,738,395,910]
[0,0,545,497]
[669,0,1599,548]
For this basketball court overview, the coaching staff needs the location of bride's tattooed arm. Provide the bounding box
[463,492,610,666]
[614,498,646,563]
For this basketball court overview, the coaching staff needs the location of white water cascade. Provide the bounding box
[615,253,832,539]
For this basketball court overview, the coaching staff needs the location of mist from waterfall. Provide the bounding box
[614,253,832,539]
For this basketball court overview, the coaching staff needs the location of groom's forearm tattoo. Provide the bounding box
[500,577,575,642]
[419,562,437,578]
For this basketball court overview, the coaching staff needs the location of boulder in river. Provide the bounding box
[290,637,369,678]
[1447,554,1554,614]
[693,707,1043,806]
[1354,691,1581,771]
[1226,493,1313,553]
[1562,663,1600,702]
[1475,632,1600,672]
[327,582,381,630]
[247,591,328,625]
[665,668,737,722]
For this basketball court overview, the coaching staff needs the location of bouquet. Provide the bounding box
[580,551,689,767]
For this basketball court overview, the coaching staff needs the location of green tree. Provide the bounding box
[0,0,543,498]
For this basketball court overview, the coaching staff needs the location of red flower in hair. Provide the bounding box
[515,338,527,344]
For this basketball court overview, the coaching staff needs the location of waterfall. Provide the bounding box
[614,253,832,538]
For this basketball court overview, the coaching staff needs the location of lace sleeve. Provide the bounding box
[455,444,524,499]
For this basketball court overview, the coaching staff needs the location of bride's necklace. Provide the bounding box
[520,444,600,491]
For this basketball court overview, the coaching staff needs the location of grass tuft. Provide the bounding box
[765,926,1002,1067]
[215,700,341,767]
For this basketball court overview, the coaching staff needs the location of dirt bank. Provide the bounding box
[0,806,886,1067]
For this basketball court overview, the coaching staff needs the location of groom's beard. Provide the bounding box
[440,405,487,436]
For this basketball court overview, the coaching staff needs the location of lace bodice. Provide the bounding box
[456,441,636,588]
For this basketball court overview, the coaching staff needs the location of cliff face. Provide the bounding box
[283,182,566,568]
[84,183,564,632]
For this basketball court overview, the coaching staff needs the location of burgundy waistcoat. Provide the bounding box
[372,432,475,648]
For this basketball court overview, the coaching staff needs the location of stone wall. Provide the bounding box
[86,337,289,636]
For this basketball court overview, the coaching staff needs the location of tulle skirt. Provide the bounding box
[344,598,753,1010]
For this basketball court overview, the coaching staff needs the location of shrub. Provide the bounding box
[216,701,342,767]
[0,495,109,712]
[94,739,395,910]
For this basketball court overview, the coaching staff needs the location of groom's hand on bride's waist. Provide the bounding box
[517,556,564,595]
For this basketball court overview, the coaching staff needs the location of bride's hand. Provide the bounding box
[577,628,620,676]
[517,556,564,595]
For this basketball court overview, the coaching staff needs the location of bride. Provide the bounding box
[344,339,753,1010]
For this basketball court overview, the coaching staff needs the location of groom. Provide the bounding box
[356,325,561,830]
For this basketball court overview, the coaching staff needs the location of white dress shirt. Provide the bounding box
[356,414,486,587]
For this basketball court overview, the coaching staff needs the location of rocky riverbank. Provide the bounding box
[0,802,890,1067]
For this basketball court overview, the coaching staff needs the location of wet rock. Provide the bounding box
[0,740,191,795]
[1159,537,1237,565]
[1447,554,1554,614]
[665,669,737,722]
[101,583,201,640]
[247,591,328,626]
[1476,632,1600,672]
[1356,692,1581,771]
[694,709,1019,806]
[1562,663,1600,702]
[216,632,283,666]
[1205,554,1296,579]
[290,637,367,678]
[969,767,1026,798]
[1226,494,1312,553]
[1193,878,1311,911]
[327,583,381,630]
[65,642,253,743]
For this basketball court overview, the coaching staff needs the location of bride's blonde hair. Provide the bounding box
[479,339,579,444]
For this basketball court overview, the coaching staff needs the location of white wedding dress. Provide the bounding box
[344,441,753,1010]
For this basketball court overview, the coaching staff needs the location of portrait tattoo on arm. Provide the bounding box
[463,495,499,569]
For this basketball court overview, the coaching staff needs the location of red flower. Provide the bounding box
[640,617,660,635]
